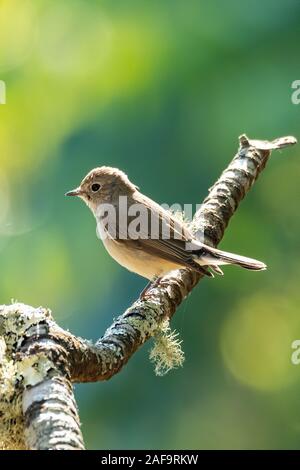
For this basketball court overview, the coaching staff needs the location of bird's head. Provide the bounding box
[66,166,138,213]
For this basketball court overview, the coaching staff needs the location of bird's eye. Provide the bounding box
[91,183,101,192]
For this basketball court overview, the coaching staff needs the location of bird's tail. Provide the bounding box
[195,244,267,272]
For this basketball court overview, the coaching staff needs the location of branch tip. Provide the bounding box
[239,134,297,152]
[239,134,250,148]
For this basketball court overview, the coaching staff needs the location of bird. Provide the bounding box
[66,166,266,295]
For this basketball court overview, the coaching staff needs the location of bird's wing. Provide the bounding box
[132,192,195,242]
[110,192,212,275]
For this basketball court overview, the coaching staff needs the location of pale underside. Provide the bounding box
[102,234,185,279]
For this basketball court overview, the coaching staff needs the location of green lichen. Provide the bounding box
[125,295,185,376]
[150,319,185,376]
[17,354,55,387]
[0,303,53,449]
[126,299,164,341]
[0,338,26,450]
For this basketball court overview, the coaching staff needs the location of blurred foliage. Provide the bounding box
[0,0,300,449]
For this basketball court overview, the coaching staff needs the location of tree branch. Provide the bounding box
[0,135,296,450]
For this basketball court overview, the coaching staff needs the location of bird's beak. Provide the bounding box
[65,187,83,197]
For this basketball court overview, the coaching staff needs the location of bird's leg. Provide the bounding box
[139,276,162,300]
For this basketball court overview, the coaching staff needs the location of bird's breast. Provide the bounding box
[102,236,179,280]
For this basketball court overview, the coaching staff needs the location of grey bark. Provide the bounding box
[0,135,296,450]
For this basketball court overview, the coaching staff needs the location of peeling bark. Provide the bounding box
[0,135,296,450]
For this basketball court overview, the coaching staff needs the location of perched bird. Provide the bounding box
[66,167,266,292]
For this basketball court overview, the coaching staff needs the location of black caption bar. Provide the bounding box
[0,450,298,464]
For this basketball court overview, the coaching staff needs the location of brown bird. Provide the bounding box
[66,167,266,293]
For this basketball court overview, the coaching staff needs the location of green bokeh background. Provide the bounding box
[1,0,300,449]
